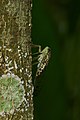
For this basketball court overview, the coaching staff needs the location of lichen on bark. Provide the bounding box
[0,0,33,120]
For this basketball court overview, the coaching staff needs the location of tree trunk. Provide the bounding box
[0,0,33,120]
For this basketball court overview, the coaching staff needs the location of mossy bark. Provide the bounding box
[0,0,33,120]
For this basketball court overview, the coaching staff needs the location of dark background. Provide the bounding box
[32,0,80,120]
